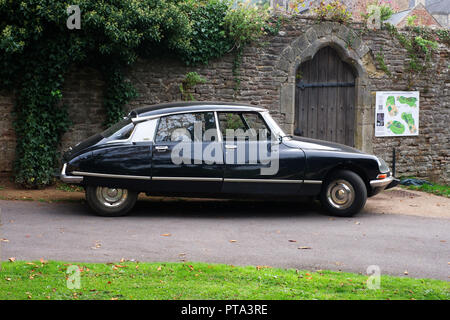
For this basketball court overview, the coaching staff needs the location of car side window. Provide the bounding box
[131,119,158,142]
[155,112,217,142]
[242,113,271,140]
[102,119,134,141]
[218,112,270,140]
[218,113,246,139]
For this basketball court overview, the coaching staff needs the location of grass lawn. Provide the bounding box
[401,183,450,198]
[398,177,450,198]
[0,261,448,300]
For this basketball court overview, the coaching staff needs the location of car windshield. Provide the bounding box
[101,118,134,140]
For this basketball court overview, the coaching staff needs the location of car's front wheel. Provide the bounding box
[320,170,367,217]
[86,185,137,217]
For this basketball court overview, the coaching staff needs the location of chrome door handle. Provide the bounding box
[225,145,237,149]
[155,146,169,152]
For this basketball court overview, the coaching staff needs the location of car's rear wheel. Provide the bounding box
[86,185,137,217]
[320,170,367,217]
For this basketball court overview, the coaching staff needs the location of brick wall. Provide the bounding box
[396,4,442,27]
[0,17,448,183]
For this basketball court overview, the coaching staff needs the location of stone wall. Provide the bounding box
[0,93,15,176]
[0,17,448,183]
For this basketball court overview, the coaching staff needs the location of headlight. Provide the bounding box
[376,157,390,173]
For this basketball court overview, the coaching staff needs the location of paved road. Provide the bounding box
[0,199,449,280]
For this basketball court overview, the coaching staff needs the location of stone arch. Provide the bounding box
[277,22,373,153]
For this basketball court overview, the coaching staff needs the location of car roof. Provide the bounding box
[129,101,267,118]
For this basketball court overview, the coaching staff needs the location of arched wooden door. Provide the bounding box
[294,46,356,146]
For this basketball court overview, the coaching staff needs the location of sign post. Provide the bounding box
[375,91,420,137]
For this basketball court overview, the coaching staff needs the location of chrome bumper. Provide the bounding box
[370,176,397,188]
[60,163,83,184]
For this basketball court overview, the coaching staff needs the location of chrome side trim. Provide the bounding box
[370,176,394,188]
[71,171,151,180]
[132,107,266,123]
[60,163,84,184]
[224,178,303,184]
[303,180,322,184]
[153,176,222,182]
[66,171,309,185]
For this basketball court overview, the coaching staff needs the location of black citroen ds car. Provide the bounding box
[61,101,398,217]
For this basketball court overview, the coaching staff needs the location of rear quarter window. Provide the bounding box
[101,119,134,141]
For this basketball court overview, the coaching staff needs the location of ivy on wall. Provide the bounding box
[179,72,206,101]
[385,24,440,77]
[0,0,275,188]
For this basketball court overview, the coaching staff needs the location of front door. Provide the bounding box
[151,112,223,194]
[218,111,305,196]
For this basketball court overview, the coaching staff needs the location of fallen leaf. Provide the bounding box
[5,278,11,281]
[0,238,9,242]
[355,221,360,225]
[114,265,127,268]
[157,266,162,271]
[8,257,16,262]
[298,246,311,250]
[91,242,102,249]
[39,258,47,264]
[256,265,272,270]
[161,233,171,237]
[229,240,237,243]
[288,240,297,242]
[404,270,409,275]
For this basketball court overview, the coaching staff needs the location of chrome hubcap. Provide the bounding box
[326,179,355,209]
[96,187,128,208]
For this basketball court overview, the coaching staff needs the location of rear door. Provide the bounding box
[150,112,223,194]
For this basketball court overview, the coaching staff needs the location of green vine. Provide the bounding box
[179,72,206,101]
[102,66,138,127]
[385,23,439,77]
[0,0,278,188]
[375,51,391,76]
[313,0,352,24]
